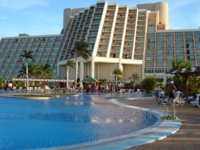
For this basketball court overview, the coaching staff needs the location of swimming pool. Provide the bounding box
[0,94,157,149]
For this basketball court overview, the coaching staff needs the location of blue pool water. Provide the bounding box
[0,94,157,149]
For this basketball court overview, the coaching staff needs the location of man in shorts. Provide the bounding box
[168,81,177,103]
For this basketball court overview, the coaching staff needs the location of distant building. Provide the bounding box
[0,0,200,83]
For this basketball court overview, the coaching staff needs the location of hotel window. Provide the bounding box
[197,50,200,54]
[166,38,173,43]
[117,30,123,33]
[101,52,107,57]
[166,44,173,48]
[139,12,146,16]
[197,56,200,60]
[157,45,163,49]
[118,24,123,27]
[89,38,96,42]
[185,32,193,37]
[127,37,133,40]
[94,20,100,24]
[129,21,134,24]
[194,32,200,37]
[102,46,108,50]
[176,44,183,48]
[92,26,99,30]
[196,44,200,48]
[188,56,195,60]
[166,50,173,54]
[138,38,144,42]
[157,56,163,61]
[137,44,143,48]
[119,19,125,22]
[103,40,109,44]
[157,33,164,38]
[148,33,155,38]
[176,56,184,60]
[115,41,121,45]
[175,33,183,37]
[107,22,112,25]
[186,50,194,54]
[126,42,132,46]
[136,50,142,54]
[91,32,97,36]
[114,47,120,52]
[128,26,134,29]
[116,35,122,39]
[176,38,183,43]
[105,34,110,37]
[138,27,145,31]
[97,9,103,13]
[148,28,155,32]
[148,23,155,27]
[157,39,164,43]
[139,18,145,21]
[186,43,193,48]
[129,11,136,14]
[147,44,154,49]
[119,14,125,17]
[113,54,119,58]
[106,28,111,31]
[135,56,143,60]
[166,33,173,37]
[145,69,154,73]
[128,31,134,34]
[147,50,153,55]
[138,33,144,36]
[186,38,193,42]
[155,69,164,73]
[126,48,131,53]
[50,38,55,41]
[139,22,145,26]
[88,44,93,49]
[95,15,102,18]
[157,50,163,54]
[166,56,173,61]
[108,17,113,20]
[176,50,183,54]
[195,38,200,42]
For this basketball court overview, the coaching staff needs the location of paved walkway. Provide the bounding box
[120,99,200,150]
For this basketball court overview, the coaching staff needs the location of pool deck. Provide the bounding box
[120,98,200,150]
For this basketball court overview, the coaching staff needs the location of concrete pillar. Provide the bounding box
[91,57,95,77]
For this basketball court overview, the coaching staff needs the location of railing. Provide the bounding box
[149,99,162,118]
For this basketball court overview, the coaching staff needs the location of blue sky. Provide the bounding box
[0,0,200,39]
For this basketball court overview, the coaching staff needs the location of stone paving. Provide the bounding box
[120,99,200,150]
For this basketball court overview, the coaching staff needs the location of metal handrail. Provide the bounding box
[149,99,162,118]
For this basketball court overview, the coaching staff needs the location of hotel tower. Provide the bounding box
[0,0,200,83]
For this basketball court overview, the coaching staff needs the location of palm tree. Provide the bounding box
[171,59,192,71]
[65,59,74,88]
[20,50,35,92]
[129,73,140,86]
[40,63,53,79]
[29,64,41,86]
[70,40,90,87]
[112,68,123,80]
[0,77,5,89]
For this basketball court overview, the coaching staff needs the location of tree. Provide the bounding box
[112,68,123,80]
[141,76,156,94]
[65,59,74,88]
[171,59,191,71]
[40,63,53,79]
[0,77,5,89]
[20,50,35,92]
[129,73,140,86]
[70,40,90,87]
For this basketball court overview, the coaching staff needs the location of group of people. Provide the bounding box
[154,81,177,103]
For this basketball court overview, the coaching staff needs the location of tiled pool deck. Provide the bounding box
[121,99,200,150]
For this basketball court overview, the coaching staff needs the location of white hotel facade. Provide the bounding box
[1,0,200,83]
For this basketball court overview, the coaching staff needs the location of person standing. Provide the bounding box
[168,81,177,103]
[154,82,160,101]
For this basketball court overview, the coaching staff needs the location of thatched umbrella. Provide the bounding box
[171,67,200,100]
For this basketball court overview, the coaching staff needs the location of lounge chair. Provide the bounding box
[173,91,185,105]
[190,94,200,107]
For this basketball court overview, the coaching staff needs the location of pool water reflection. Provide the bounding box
[0,94,157,149]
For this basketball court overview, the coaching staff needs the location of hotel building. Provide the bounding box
[0,0,200,83]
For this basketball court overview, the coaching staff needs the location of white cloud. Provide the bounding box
[0,0,50,9]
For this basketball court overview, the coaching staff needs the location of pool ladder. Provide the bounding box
[149,99,162,118]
